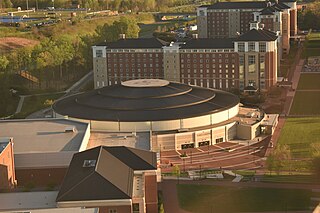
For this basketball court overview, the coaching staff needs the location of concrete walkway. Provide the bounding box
[159,181,190,213]
[15,95,25,114]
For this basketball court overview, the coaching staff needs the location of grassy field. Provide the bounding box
[303,32,320,58]
[278,117,320,159]
[14,93,63,118]
[261,174,318,184]
[297,73,320,90]
[290,91,320,115]
[303,48,320,58]
[177,184,316,213]
[0,95,19,118]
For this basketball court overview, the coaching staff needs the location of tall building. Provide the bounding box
[92,26,278,91]
[197,0,297,55]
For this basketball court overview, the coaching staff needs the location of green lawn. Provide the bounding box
[261,174,318,184]
[0,95,19,118]
[290,91,320,115]
[297,73,320,90]
[278,117,320,158]
[14,93,63,118]
[177,184,316,213]
[303,48,320,58]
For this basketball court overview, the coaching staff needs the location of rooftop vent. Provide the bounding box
[65,126,77,133]
[83,160,96,167]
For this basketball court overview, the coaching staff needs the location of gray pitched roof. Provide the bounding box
[260,7,277,15]
[97,38,168,49]
[181,38,234,49]
[56,146,156,203]
[53,82,239,122]
[206,1,268,9]
[237,29,278,41]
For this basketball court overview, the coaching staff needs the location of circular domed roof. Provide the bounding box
[53,80,239,122]
[121,79,170,88]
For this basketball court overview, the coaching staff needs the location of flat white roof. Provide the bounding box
[121,79,169,87]
[0,119,89,154]
[0,190,98,213]
[0,191,58,211]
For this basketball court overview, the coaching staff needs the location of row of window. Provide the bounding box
[238,42,266,52]
[107,53,160,58]
[181,68,236,74]
[107,49,162,53]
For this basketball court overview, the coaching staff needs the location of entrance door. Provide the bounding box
[199,141,210,147]
[181,143,195,149]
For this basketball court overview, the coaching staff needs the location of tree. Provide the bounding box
[271,144,292,175]
[266,154,275,175]
[311,143,320,157]
[0,56,9,72]
[172,165,180,177]
[96,16,140,43]
[312,157,320,183]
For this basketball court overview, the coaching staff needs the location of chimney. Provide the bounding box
[192,34,198,39]
[267,1,272,7]
[119,34,126,39]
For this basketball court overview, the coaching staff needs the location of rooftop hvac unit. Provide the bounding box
[65,126,77,133]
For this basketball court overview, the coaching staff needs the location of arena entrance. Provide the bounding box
[181,143,195,149]
[198,141,210,147]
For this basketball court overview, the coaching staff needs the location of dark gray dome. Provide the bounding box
[53,80,239,122]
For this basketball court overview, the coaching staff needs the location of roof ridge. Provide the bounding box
[95,171,132,198]
[124,147,156,169]
[57,170,96,201]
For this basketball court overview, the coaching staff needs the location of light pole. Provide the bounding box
[26,0,29,17]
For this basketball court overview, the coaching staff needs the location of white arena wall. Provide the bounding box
[53,104,239,133]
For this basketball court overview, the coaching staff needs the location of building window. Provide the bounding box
[248,42,255,51]
[132,203,140,213]
[96,50,103,58]
[238,43,245,52]
[248,55,256,73]
[248,80,256,86]
[260,55,265,78]
[109,210,117,213]
[259,42,266,52]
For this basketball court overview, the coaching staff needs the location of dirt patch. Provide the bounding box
[0,37,39,52]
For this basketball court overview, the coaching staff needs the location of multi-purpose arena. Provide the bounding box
[53,79,277,151]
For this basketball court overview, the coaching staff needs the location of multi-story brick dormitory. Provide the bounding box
[197,0,297,55]
[93,24,278,92]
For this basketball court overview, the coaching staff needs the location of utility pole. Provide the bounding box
[26,0,29,17]
[36,0,38,11]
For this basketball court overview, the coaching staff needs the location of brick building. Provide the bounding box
[197,0,297,55]
[56,146,158,213]
[0,138,16,190]
[93,26,278,91]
